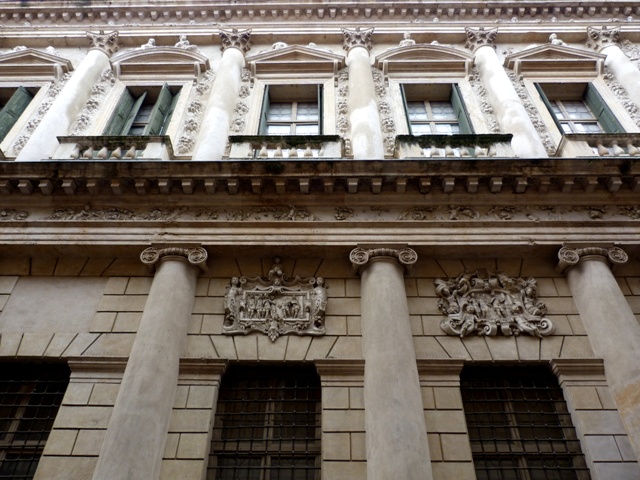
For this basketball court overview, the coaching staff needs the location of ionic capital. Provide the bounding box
[557,245,628,273]
[87,30,119,57]
[586,26,620,52]
[141,246,208,273]
[342,27,374,52]
[219,28,252,54]
[350,246,417,274]
[465,27,497,52]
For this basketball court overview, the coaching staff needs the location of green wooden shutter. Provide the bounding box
[584,83,624,133]
[451,84,474,134]
[144,84,174,135]
[534,83,563,133]
[317,84,323,134]
[258,85,271,135]
[103,89,136,135]
[122,91,147,135]
[0,87,34,141]
[159,88,181,135]
[399,84,413,135]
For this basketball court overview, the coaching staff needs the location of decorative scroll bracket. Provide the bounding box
[223,258,326,342]
[140,246,208,273]
[435,269,554,337]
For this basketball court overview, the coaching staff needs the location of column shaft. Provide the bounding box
[473,46,548,158]
[192,47,245,160]
[601,45,640,106]
[563,254,640,459]
[17,49,110,161]
[346,47,384,159]
[355,250,433,480]
[92,251,204,480]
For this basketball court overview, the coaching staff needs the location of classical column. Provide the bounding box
[92,246,208,480]
[558,245,640,460]
[16,30,118,161]
[350,247,433,480]
[465,27,548,158]
[342,27,385,159]
[587,26,640,105]
[192,28,251,161]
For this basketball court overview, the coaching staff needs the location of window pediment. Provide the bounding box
[504,44,605,77]
[374,45,474,77]
[247,45,345,79]
[0,49,73,80]
[111,47,210,80]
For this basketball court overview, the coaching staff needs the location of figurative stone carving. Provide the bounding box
[223,258,327,342]
[435,269,554,337]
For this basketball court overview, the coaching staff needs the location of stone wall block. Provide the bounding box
[432,337,468,359]
[283,336,312,360]
[44,333,79,357]
[210,336,238,359]
[257,334,287,360]
[0,276,18,294]
[16,332,53,356]
[305,336,338,360]
[346,316,361,336]
[73,429,106,456]
[176,433,209,459]
[42,429,79,456]
[201,314,224,334]
[82,333,135,357]
[55,257,89,276]
[184,335,217,358]
[327,336,362,358]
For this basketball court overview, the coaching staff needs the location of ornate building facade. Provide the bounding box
[0,1,640,479]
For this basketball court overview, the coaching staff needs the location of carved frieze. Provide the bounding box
[436,269,554,337]
[223,258,326,342]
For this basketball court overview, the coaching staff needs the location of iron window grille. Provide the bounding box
[461,365,590,480]
[208,364,321,480]
[0,363,70,480]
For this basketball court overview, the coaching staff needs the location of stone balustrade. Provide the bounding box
[56,135,175,161]
[558,133,640,157]
[228,135,343,159]
[395,133,514,159]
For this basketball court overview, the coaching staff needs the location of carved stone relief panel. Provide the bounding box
[435,269,554,337]
[336,67,351,155]
[176,69,216,155]
[469,66,501,134]
[71,68,116,135]
[228,68,252,136]
[223,258,326,342]
[602,66,640,128]
[371,66,396,156]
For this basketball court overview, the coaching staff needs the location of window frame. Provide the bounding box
[258,84,324,136]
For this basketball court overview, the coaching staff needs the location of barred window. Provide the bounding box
[461,365,590,480]
[208,364,321,480]
[0,363,70,480]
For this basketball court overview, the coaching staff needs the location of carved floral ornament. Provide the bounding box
[342,27,374,52]
[219,28,252,54]
[465,27,498,52]
[87,30,119,57]
[140,246,208,272]
[436,269,554,338]
[223,258,326,342]
[586,26,621,52]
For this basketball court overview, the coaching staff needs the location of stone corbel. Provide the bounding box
[557,244,628,273]
[87,30,119,57]
[219,28,252,54]
[465,27,498,52]
[342,27,374,52]
[349,246,417,274]
[140,246,209,273]
[586,26,621,52]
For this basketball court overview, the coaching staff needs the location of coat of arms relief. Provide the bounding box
[435,269,554,338]
[223,258,327,342]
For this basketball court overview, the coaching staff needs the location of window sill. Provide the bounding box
[56,135,175,161]
[557,133,640,157]
[395,133,514,159]
[228,135,343,159]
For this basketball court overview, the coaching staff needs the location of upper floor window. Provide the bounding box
[208,364,321,480]
[461,365,590,480]
[401,84,473,135]
[0,87,35,143]
[259,85,322,135]
[0,363,70,480]
[103,83,180,136]
[536,83,624,135]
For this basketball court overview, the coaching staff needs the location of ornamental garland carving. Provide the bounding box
[371,67,397,156]
[223,258,326,342]
[228,68,252,135]
[602,66,640,128]
[72,68,116,135]
[469,67,501,134]
[176,69,216,154]
[336,67,351,155]
[436,269,554,337]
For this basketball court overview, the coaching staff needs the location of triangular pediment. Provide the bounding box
[504,44,605,76]
[247,45,345,78]
[0,48,73,80]
[111,47,210,80]
[375,45,473,76]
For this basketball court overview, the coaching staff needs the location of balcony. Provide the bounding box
[558,133,640,158]
[395,134,514,159]
[228,135,343,159]
[55,135,175,161]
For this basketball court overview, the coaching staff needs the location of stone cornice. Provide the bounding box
[0,2,639,28]
[141,245,209,273]
[557,244,629,272]
[1,158,640,198]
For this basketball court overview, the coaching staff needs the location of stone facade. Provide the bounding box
[1,1,640,479]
